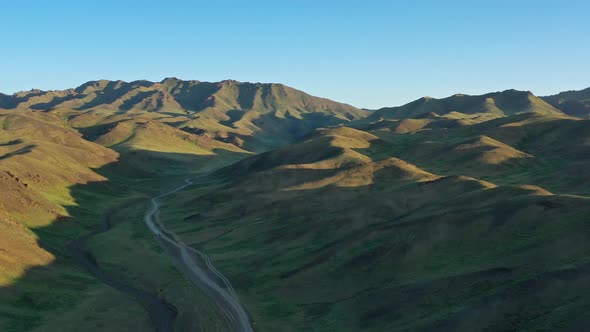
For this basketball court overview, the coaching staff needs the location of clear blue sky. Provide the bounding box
[1,0,589,109]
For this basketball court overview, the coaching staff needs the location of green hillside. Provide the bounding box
[0,80,368,332]
[1,83,590,332]
[158,111,590,331]
[0,110,235,331]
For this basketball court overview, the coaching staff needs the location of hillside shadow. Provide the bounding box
[0,148,250,332]
[0,144,36,161]
[169,81,220,112]
[4,135,589,332]
[120,90,159,111]
[219,109,246,128]
[0,139,23,146]
[74,81,153,111]
[29,95,86,111]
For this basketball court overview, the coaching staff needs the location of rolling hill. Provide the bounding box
[1,82,590,332]
[0,109,242,332]
[155,87,590,330]
[0,80,369,332]
[0,110,119,323]
[159,118,590,331]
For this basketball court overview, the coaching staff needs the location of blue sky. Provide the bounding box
[1,0,589,108]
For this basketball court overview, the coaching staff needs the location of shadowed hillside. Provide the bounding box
[0,111,117,288]
[542,87,590,118]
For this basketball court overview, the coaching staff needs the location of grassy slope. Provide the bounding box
[0,111,147,331]
[0,78,369,331]
[0,110,247,331]
[94,119,251,174]
[158,119,590,331]
[368,113,590,196]
[0,111,117,285]
[2,84,590,331]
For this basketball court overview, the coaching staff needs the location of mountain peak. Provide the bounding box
[161,77,181,83]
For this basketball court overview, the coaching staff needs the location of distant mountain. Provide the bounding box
[0,79,369,151]
[368,89,563,122]
[0,93,16,109]
[542,87,590,118]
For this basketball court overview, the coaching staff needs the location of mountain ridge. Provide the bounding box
[0,78,368,152]
[2,81,590,331]
[0,78,363,113]
[367,89,564,121]
[542,86,590,118]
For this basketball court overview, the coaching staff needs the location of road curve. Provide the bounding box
[145,179,254,332]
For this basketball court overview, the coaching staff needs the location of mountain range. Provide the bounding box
[0,78,367,152]
[1,80,590,332]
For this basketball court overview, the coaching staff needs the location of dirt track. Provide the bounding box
[145,179,254,332]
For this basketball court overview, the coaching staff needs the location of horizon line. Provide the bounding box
[1,77,588,110]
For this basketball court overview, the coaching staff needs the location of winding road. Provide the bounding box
[145,179,254,332]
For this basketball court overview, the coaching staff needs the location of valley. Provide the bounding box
[1,80,590,331]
